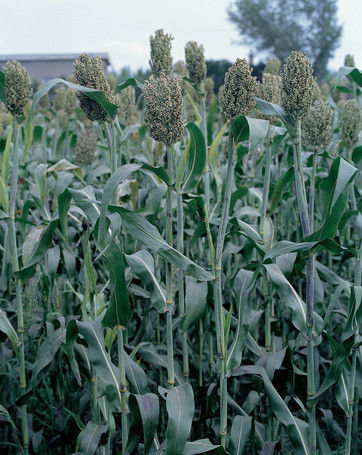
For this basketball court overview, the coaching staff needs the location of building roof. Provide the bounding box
[0,53,111,64]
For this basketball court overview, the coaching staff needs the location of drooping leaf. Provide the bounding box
[181,278,208,332]
[109,206,213,282]
[76,421,108,455]
[131,393,159,454]
[181,123,207,193]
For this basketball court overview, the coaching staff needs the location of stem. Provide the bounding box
[345,345,357,455]
[166,145,175,386]
[118,326,128,454]
[105,122,117,174]
[293,119,316,453]
[201,95,211,213]
[8,119,29,454]
[213,131,235,447]
[177,191,189,378]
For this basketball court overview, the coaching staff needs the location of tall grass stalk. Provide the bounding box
[166,146,175,386]
[293,118,316,453]
[214,131,235,446]
[8,119,29,454]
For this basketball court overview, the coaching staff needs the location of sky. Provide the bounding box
[0,0,360,72]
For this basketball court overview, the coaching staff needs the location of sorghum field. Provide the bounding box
[0,30,361,455]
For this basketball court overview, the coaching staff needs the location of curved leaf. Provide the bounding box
[181,123,207,193]
[132,393,159,454]
[230,415,252,454]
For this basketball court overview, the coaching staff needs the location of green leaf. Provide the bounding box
[141,163,170,185]
[140,346,185,385]
[255,97,286,120]
[270,167,294,214]
[184,439,220,454]
[131,393,159,454]
[264,240,318,260]
[0,309,20,360]
[32,318,66,383]
[247,117,269,146]
[230,186,248,214]
[207,97,218,145]
[334,66,362,88]
[181,278,208,332]
[181,123,207,193]
[0,404,17,431]
[164,382,195,455]
[230,415,252,454]
[47,158,82,180]
[0,175,9,213]
[102,241,131,328]
[227,269,255,373]
[236,365,310,455]
[232,115,249,143]
[58,189,72,240]
[29,78,118,123]
[125,352,149,394]
[125,250,166,312]
[77,421,108,455]
[308,157,357,241]
[67,319,122,410]
[109,206,213,282]
[115,77,144,93]
[264,263,323,336]
[98,163,140,244]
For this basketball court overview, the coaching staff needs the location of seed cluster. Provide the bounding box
[303,99,333,150]
[149,29,173,77]
[144,73,184,146]
[75,128,97,166]
[219,58,258,122]
[73,53,115,121]
[264,57,281,75]
[118,86,138,126]
[281,51,314,119]
[344,54,355,67]
[185,41,207,84]
[340,99,361,148]
[3,60,32,117]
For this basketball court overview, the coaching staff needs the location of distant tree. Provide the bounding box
[227,0,342,79]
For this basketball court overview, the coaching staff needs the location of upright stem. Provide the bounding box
[8,119,29,454]
[201,95,211,213]
[166,146,175,386]
[345,344,357,455]
[214,131,235,447]
[293,119,316,453]
[105,122,117,174]
[177,191,189,378]
[118,326,128,454]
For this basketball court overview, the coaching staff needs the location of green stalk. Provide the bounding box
[293,119,316,453]
[177,191,189,378]
[8,119,29,454]
[214,131,235,446]
[166,146,175,386]
[201,95,211,213]
[105,122,117,174]
[345,343,357,455]
[118,326,128,454]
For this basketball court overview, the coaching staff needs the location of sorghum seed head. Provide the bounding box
[204,77,215,108]
[75,128,97,166]
[144,73,183,146]
[264,57,281,75]
[259,73,281,104]
[311,78,322,101]
[0,104,11,136]
[340,99,361,148]
[149,29,173,77]
[185,41,207,84]
[118,86,138,126]
[281,51,314,119]
[219,58,258,122]
[73,53,115,122]
[173,60,187,77]
[3,60,32,117]
[344,54,355,67]
[303,99,333,150]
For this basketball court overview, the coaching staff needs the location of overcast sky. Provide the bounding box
[0,0,360,72]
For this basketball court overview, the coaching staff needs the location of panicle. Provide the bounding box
[149,29,173,77]
[259,73,281,105]
[118,86,138,126]
[344,54,355,67]
[303,99,333,150]
[264,57,281,75]
[75,128,97,166]
[3,60,32,117]
[185,41,207,84]
[340,99,360,148]
[281,51,314,119]
[144,73,183,146]
[219,58,258,122]
[73,53,115,121]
